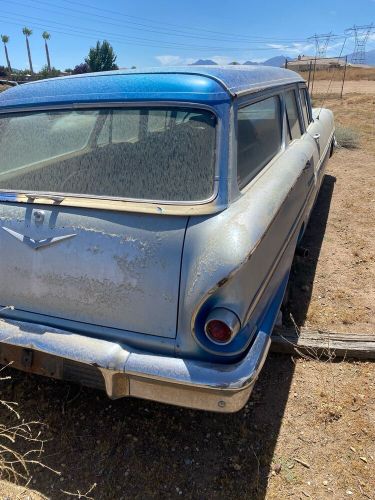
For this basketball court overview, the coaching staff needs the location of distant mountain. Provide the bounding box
[191,59,217,65]
[264,56,292,67]
[244,56,291,67]
[345,48,375,66]
[191,57,291,67]
[242,60,259,66]
[191,50,375,68]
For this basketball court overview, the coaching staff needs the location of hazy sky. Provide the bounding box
[0,0,374,71]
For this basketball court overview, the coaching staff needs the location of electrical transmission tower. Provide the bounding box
[308,32,333,59]
[345,24,374,65]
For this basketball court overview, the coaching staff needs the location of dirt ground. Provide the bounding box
[312,80,375,95]
[0,93,374,500]
[286,92,375,334]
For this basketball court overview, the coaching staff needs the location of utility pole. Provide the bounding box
[340,55,348,99]
[345,24,374,65]
[307,60,312,93]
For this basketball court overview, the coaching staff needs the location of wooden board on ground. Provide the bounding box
[271,327,375,360]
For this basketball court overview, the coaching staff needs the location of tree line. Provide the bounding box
[0,29,119,80]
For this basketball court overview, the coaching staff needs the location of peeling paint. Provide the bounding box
[0,204,188,338]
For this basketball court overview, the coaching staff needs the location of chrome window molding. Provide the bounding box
[236,88,287,195]
[233,79,304,98]
[0,101,225,215]
[0,100,221,115]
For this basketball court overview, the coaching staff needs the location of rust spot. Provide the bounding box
[218,277,229,287]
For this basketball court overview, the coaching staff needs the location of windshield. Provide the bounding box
[0,107,217,202]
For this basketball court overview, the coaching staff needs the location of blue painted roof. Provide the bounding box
[0,66,304,110]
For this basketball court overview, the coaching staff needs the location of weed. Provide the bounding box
[335,125,360,149]
[0,365,60,484]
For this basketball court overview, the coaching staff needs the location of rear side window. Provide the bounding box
[237,96,282,189]
[299,88,312,128]
[285,90,302,141]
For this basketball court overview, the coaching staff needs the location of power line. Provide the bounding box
[0,14,290,52]
[317,36,348,117]
[0,0,362,67]
[0,4,327,53]
[3,0,313,43]
[54,0,348,45]
[0,0,326,45]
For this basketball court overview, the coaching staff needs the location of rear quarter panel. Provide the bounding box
[176,139,316,360]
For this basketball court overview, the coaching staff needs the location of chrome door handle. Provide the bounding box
[313,133,320,141]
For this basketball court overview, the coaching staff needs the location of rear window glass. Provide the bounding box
[237,96,282,189]
[0,107,216,202]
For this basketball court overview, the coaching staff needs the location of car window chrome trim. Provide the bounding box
[236,93,284,192]
[234,78,304,98]
[0,101,225,215]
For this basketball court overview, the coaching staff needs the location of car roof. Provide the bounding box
[0,66,305,110]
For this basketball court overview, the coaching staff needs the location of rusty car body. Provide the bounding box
[0,66,335,412]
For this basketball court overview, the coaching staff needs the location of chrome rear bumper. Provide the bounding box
[0,317,271,413]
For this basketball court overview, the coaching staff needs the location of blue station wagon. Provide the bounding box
[0,66,335,412]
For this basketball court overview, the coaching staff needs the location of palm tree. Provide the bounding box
[22,27,34,74]
[1,35,11,74]
[42,31,51,72]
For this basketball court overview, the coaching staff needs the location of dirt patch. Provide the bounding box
[0,94,374,500]
[1,355,374,500]
[311,80,375,95]
[285,94,375,334]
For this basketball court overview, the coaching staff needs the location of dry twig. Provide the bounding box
[61,482,97,499]
[0,366,60,484]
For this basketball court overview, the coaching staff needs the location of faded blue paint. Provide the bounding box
[0,192,17,201]
[0,66,303,110]
[0,67,335,412]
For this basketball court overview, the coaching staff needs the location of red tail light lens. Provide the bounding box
[205,319,232,344]
[204,308,241,345]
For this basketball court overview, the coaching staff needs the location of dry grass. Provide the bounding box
[314,94,375,152]
[298,67,375,81]
[334,125,360,149]
[0,366,59,486]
